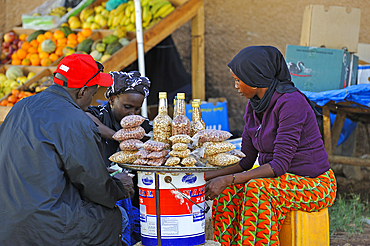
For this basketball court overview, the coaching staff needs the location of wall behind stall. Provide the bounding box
[2,0,370,132]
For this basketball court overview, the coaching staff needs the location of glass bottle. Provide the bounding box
[172,93,190,136]
[194,99,206,129]
[173,95,178,119]
[190,100,206,137]
[153,92,172,147]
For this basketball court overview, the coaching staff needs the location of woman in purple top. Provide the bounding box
[205,46,337,245]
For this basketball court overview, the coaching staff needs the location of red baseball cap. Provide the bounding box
[53,54,113,88]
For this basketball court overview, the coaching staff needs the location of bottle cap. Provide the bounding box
[159,92,167,99]
[194,99,201,105]
[192,101,199,107]
[177,93,185,100]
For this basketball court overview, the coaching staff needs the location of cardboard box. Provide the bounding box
[185,98,229,131]
[355,43,370,64]
[300,5,361,53]
[285,45,358,92]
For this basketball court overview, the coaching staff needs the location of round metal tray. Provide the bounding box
[117,163,232,172]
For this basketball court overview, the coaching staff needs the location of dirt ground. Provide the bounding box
[330,175,370,246]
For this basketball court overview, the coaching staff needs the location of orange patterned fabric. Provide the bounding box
[212,169,337,245]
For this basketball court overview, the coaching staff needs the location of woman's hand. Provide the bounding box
[205,175,233,201]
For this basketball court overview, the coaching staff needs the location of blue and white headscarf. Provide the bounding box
[105,71,151,99]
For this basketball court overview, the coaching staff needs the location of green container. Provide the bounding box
[285,45,358,92]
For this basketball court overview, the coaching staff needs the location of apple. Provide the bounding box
[17,40,25,49]
[3,32,16,43]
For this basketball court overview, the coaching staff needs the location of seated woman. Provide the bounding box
[204,46,337,246]
[86,70,152,246]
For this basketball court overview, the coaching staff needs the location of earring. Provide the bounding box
[110,104,113,109]
[251,87,257,89]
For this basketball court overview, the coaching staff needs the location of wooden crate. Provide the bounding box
[0,66,57,122]
[0,65,53,100]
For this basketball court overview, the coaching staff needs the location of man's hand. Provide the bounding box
[114,172,135,198]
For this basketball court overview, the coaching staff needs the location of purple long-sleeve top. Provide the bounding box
[239,90,330,178]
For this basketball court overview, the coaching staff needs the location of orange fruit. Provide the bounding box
[30,39,39,47]
[53,30,65,39]
[27,46,38,54]
[6,102,14,107]
[77,35,86,43]
[11,52,18,60]
[26,53,32,59]
[16,48,28,60]
[8,95,17,104]
[55,46,64,57]
[11,58,21,65]
[40,57,52,67]
[11,89,19,96]
[21,58,31,66]
[36,34,46,44]
[44,31,53,39]
[19,33,28,41]
[66,39,78,48]
[37,45,43,53]
[67,33,77,40]
[0,100,9,106]
[39,51,49,59]
[21,41,31,51]
[18,91,26,99]
[49,53,59,62]
[30,54,40,66]
[57,37,67,45]
[81,28,93,37]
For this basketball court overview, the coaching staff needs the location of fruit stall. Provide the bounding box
[0,0,205,123]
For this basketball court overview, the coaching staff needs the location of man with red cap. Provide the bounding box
[0,54,132,246]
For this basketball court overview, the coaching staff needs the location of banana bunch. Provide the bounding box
[150,0,175,19]
[80,6,95,23]
[48,6,69,17]
[106,0,175,32]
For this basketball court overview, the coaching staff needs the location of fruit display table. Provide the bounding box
[321,101,370,167]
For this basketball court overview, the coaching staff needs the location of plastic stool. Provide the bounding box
[279,208,329,246]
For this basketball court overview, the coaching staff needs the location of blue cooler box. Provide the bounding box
[285,45,358,92]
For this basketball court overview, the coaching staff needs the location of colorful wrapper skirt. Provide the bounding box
[212,169,337,246]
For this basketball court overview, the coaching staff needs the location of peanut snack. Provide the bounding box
[119,139,143,151]
[120,115,145,128]
[147,149,169,159]
[109,150,138,164]
[227,149,246,158]
[112,126,145,141]
[164,157,181,166]
[206,153,240,166]
[203,141,236,156]
[169,134,191,144]
[169,149,191,158]
[143,140,169,152]
[171,143,188,151]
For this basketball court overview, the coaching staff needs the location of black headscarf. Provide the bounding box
[228,46,321,123]
[105,71,151,99]
[228,46,297,113]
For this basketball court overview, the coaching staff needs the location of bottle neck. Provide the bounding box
[192,106,201,121]
[158,98,168,115]
[177,98,186,116]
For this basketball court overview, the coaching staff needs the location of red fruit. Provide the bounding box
[3,32,16,43]
[17,41,25,49]
[2,42,10,49]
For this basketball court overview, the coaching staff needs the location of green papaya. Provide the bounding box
[104,41,123,55]
[76,38,94,54]
[26,30,46,42]
[102,34,119,45]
